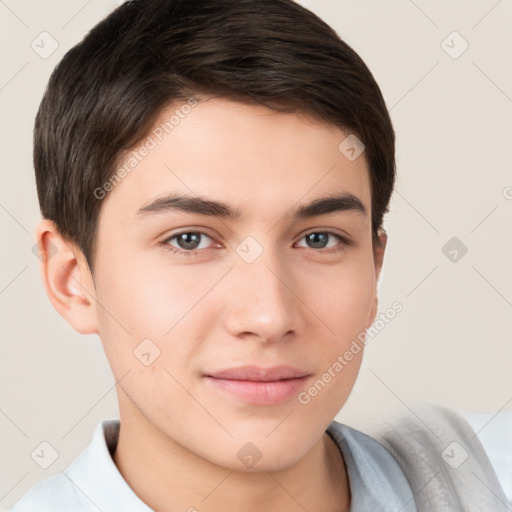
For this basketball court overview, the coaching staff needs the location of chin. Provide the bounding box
[203,433,310,474]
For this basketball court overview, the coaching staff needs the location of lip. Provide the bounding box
[204,365,312,405]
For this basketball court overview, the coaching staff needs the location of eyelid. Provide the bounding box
[296,227,353,249]
[296,230,351,250]
[160,227,351,244]
[159,227,352,257]
[160,229,219,251]
[159,225,216,241]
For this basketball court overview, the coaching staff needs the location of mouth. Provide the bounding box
[203,365,312,405]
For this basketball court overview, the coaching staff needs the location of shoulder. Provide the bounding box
[6,471,91,512]
[328,419,405,473]
[349,402,511,512]
[327,420,419,511]
[6,419,120,512]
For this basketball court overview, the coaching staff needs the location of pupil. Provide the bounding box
[308,233,327,249]
[179,232,200,250]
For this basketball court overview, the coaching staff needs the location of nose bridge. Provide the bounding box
[224,234,302,340]
[236,236,291,307]
[238,248,285,299]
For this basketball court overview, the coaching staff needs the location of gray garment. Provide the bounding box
[360,403,512,512]
[7,418,417,511]
[327,422,418,511]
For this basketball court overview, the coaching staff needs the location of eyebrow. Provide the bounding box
[135,191,367,220]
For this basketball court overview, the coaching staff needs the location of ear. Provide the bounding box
[34,219,98,334]
[366,227,388,327]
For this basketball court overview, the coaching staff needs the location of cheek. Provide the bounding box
[307,255,376,339]
[298,260,374,415]
[93,254,223,375]
[95,255,199,335]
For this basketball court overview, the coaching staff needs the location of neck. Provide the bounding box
[112,402,350,512]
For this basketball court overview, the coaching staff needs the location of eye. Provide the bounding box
[295,231,349,253]
[159,229,350,257]
[161,231,216,256]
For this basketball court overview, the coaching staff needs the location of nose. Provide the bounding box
[222,246,306,344]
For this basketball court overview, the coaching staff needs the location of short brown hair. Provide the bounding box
[34,0,395,271]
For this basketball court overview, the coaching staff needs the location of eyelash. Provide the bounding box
[159,230,351,257]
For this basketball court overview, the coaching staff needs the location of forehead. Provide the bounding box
[99,97,372,227]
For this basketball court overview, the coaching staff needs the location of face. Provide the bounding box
[90,97,382,471]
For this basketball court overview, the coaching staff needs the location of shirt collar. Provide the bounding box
[64,418,416,512]
[327,421,418,512]
[64,419,153,511]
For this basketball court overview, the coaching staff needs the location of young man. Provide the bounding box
[8,0,509,511]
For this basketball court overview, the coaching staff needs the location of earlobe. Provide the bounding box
[35,219,98,335]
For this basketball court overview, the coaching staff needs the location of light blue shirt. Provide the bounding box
[7,418,418,511]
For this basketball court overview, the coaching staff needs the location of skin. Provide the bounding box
[37,97,386,512]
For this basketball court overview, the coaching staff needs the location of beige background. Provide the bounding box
[1,0,511,508]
